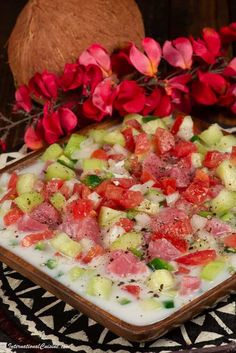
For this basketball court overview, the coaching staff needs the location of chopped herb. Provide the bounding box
[147,258,174,271]
[55,271,64,278]
[118,298,132,305]
[9,239,18,247]
[45,259,58,269]
[190,135,200,142]
[127,210,138,220]
[163,300,175,309]
[35,242,46,251]
[142,116,160,123]
[198,211,212,218]
[130,247,143,258]
[83,175,103,188]
[224,247,236,253]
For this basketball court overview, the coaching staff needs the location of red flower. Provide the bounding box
[78,44,111,77]
[220,22,236,45]
[163,38,193,69]
[0,139,7,152]
[82,98,106,121]
[191,71,227,105]
[29,71,58,100]
[191,28,221,64]
[142,88,172,117]
[92,78,117,116]
[82,64,103,95]
[59,107,78,133]
[24,125,43,150]
[15,85,32,112]
[165,74,192,113]
[219,84,236,114]
[129,37,161,76]
[114,80,145,116]
[223,58,236,77]
[59,63,84,91]
[111,46,134,78]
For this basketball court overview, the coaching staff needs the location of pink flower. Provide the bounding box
[165,74,192,113]
[59,63,84,91]
[15,85,32,112]
[92,79,117,116]
[24,125,43,150]
[163,38,193,69]
[220,22,236,45]
[111,46,134,78]
[29,71,58,100]
[114,80,145,116]
[142,88,172,117]
[191,28,221,64]
[82,64,103,95]
[129,37,161,76]
[78,44,111,77]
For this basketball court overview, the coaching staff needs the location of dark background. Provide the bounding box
[0,0,236,148]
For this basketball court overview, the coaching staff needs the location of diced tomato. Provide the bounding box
[99,198,118,210]
[159,177,176,195]
[206,218,232,236]
[21,230,54,247]
[125,119,142,131]
[170,114,184,135]
[3,207,23,226]
[95,180,112,197]
[140,169,157,185]
[154,128,175,155]
[119,190,143,209]
[194,169,209,186]
[73,183,91,199]
[223,234,236,248]
[175,250,217,266]
[148,238,182,261]
[112,178,136,189]
[116,218,134,232]
[108,154,124,161]
[91,149,108,160]
[152,233,188,253]
[71,199,94,220]
[135,133,151,155]
[44,179,64,199]
[59,183,71,199]
[8,172,18,190]
[129,156,142,178]
[230,146,236,166]
[122,127,135,152]
[176,265,190,275]
[180,276,201,295]
[121,284,141,298]
[0,188,17,203]
[105,184,124,201]
[17,214,48,232]
[203,151,227,169]
[82,245,105,264]
[172,141,197,158]
[183,180,209,204]
[107,251,147,277]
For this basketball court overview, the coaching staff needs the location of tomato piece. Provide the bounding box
[203,151,226,169]
[170,114,184,135]
[8,172,18,190]
[223,234,236,248]
[154,128,175,155]
[105,184,125,201]
[73,183,91,199]
[122,127,135,152]
[121,284,141,298]
[135,133,151,155]
[183,180,209,204]
[71,199,94,220]
[160,219,192,238]
[59,183,71,199]
[116,218,134,232]
[129,157,142,178]
[160,177,176,195]
[194,169,209,186]
[140,169,157,184]
[152,232,189,253]
[0,188,17,204]
[175,250,217,266]
[119,190,143,209]
[172,141,197,158]
[125,119,142,131]
[112,178,136,189]
[95,180,112,197]
[82,245,105,264]
[21,230,54,247]
[176,265,190,274]
[3,207,23,226]
[91,149,108,160]
[230,146,236,166]
[108,154,124,161]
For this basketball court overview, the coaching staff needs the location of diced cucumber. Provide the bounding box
[200,260,225,281]
[103,131,125,147]
[126,210,138,220]
[211,188,236,215]
[134,199,159,215]
[217,135,236,152]
[142,119,167,134]
[191,153,203,168]
[83,175,103,188]
[14,192,44,213]
[64,134,86,158]
[57,155,75,169]
[162,115,174,127]
[139,298,162,310]
[177,116,194,141]
[163,300,175,309]
[45,162,76,181]
[98,206,126,227]
[123,113,143,126]
[50,232,82,258]
[130,247,143,258]
[35,241,46,251]
[41,143,63,161]
[68,266,86,281]
[194,140,208,155]
[88,129,107,144]
[16,173,36,195]
[199,124,223,146]
[216,160,236,191]
[147,258,174,271]
[118,298,132,305]
[86,275,113,299]
[221,212,235,224]
[82,158,107,172]
[110,232,142,251]
[45,258,58,269]
[147,269,175,291]
[50,192,66,211]
[198,210,213,218]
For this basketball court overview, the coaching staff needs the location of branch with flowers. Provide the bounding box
[2,22,236,150]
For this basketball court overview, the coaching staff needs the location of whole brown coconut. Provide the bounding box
[8,0,145,85]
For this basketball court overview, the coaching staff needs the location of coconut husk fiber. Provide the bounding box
[8,0,145,85]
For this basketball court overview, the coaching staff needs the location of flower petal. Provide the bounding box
[220,22,236,45]
[172,38,193,69]
[82,98,105,121]
[153,92,172,117]
[79,44,111,76]
[223,58,236,77]
[15,85,32,112]
[60,63,84,91]
[191,38,215,64]
[142,88,161,115]
[42,110,63,144]
[24,126,43,150]
[198,72,227,95]
[142,37,161,73]
[191,81,217,105]
[203,28,221,57]
[92,79,117,115]
[59,108,78,133]
[163,40,187,69]
[129,43,154,76]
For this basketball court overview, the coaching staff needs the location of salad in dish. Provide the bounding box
[0,114,236,326]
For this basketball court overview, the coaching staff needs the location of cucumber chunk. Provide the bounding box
[139,298,162,310]
[98,206,126,227]
[217,135,236,152]
[82,158,107,171]
[50,192,66,211]
[64,134,86,158]
[86,276,113,299]
[134,199,159,215]
[200,260,225,281]
[57,155,75,169]
[194,140,208,155]
[103,131,125,146]
[211,188,236,215]
[50,232,82,258]
[142,119,167,134]
[41,143,63,161]
[147,269,175,291]
[123,113,143,126]
[16,173,36,195]
[68,266,86,281]
[14,192,44,213]
[110,232,142,251]
[216,160,236,191]
[45,162,76,181]
[199,124,223,146]
[88,129,107,144]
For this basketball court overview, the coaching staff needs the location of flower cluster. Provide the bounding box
[11,22,236,149]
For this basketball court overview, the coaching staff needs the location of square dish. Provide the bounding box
[0,115,236,342]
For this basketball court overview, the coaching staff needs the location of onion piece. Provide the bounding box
[134,213,151,231]
[102,225,126,248]
[191,214,208,231]
[166,191,180,206]
[130,180,155,194]
[71,138,99,160]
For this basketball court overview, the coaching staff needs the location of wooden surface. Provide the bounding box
[0,0,236,151]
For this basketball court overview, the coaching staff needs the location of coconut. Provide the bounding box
[8,0,145,85]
